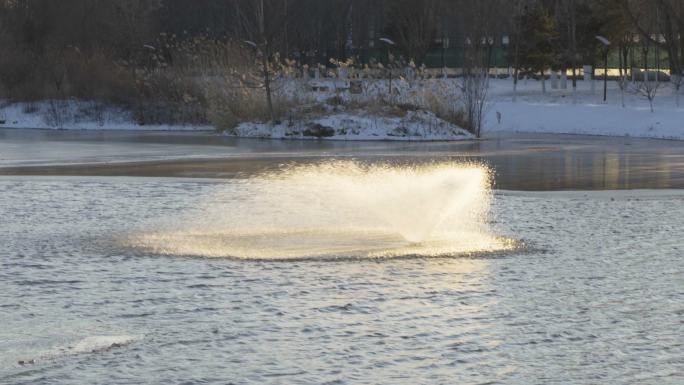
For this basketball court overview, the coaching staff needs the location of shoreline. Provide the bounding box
[2,122,683,143]
[5,78,684,141]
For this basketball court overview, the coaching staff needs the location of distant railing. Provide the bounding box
[302,46,674,72]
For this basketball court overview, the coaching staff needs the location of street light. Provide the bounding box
[379,38,396,95]
[502,35,511,77]
[596,35,611,102]
[379,38,395,46]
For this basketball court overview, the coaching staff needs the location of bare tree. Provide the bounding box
[622,0,684,78]
[510,1,526,102]
[454,0,506,136]
[233,0,292,122]
[557,0,580,101]
[386,0,440,64]
[460,69,489,137]
[633,72,661,112]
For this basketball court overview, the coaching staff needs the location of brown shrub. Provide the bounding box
[63,50,138,105]
[206,83,293,132]
[0,43,49,101]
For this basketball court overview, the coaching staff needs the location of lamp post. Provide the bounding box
[485,36,494,71]
[502,35,510,77]
[596,35,611,102]
[442,36,450,79]
[441,32,445,70]
[379,37,395,95]
[243,40,257,49]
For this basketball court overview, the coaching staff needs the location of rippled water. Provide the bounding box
[1,177,683,384]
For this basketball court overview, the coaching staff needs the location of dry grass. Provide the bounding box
[413,81,465,127]
[196,40,302,132]
[0,36,211,125]
[206,86,292,132]
[0,31,470,130]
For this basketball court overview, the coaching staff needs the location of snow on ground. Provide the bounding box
[232,109,472,141]
[484,78,684,140]
[227,76,472,141]
[0,100,211,131]
[3,76,684,141]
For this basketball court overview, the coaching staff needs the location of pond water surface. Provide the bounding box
[1,130,682,384]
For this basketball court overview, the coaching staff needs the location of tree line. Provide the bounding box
[1,0,683,121]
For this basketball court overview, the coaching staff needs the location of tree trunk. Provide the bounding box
[513,68,518,102]
[262,51,275,122]
[619,43,626,108]
[570,0,578,98]
[572,67,577,104]
[512,1,522,103]
[257,0,274,122]
[677,85,680,108]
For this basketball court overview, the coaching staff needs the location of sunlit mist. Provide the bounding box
[128,161,518,259]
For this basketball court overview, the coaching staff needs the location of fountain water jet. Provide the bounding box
[129,161,516,259]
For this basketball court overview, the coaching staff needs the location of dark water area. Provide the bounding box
[1,128,684,190]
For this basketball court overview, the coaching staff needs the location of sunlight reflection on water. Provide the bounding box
[1,178,683,384]
[128,161,517,259]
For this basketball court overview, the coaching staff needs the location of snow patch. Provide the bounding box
[485,78,684,140]
[5,77,684,141]
[0,100,211,131]
[231,109,472,141]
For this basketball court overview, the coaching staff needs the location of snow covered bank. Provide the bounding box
[0,100,211,131]
[0,98,471,140]
[484,78,684,140]
[486,101,684,140]
[5,77,684,141]
[231,109,472,141]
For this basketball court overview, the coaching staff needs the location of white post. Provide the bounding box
[560,71,568,89]
[583,65,594,93]
[551,71,559,89]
